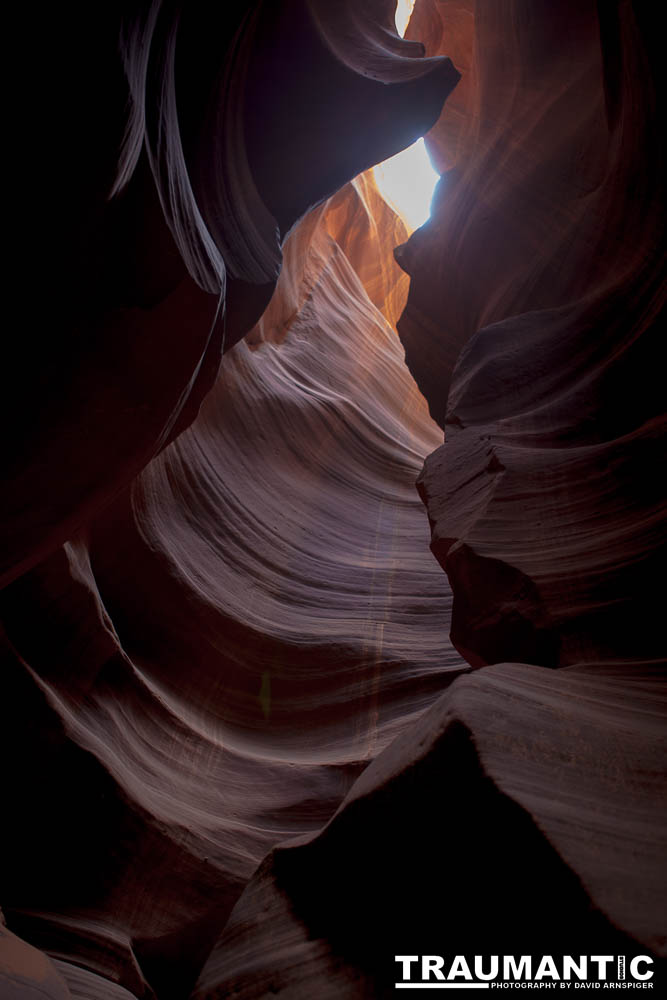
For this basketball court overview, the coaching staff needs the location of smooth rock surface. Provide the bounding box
[193,661,666,998]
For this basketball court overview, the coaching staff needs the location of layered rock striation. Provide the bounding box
[2,2,463,996]
[192,1,667,995]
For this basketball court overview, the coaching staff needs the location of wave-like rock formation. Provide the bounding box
[2,1,665,998]
[2,3,463,997]
[2,0,458,589]
[190,1,666,996]
[2,217,462,993]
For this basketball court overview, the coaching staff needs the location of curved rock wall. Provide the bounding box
[193,1,666,996]
[398,0,665,668]
[2,1,665,998]
[2,0,458,589]
[1,198,463,993]
[1,4,463,992]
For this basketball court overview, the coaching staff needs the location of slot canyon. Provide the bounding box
[1,1,665,998]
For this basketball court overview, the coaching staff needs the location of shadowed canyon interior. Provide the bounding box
[1,1,665,998]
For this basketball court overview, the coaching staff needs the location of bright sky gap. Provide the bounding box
[394,0,416,37]
[372,1,440,233]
